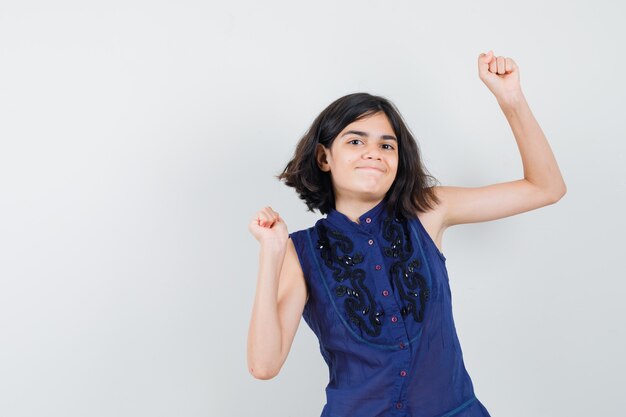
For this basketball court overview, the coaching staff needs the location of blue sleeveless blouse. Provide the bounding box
[289,199,492,417]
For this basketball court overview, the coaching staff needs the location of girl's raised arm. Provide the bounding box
[436,51,566,228]
[247,207,308,380]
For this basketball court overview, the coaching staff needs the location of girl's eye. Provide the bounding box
[348,139,395,150]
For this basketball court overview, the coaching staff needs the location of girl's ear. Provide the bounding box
[316,144,330,172]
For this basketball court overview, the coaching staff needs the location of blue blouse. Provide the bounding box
[289,198,492,417]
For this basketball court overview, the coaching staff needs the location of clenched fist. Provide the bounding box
[478,50,522,104]
[248,206,289,247]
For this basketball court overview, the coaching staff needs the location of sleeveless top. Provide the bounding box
[288,198,492,417]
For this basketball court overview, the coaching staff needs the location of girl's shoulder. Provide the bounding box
[288,221,320,248]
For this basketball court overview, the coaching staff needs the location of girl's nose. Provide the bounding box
[364,145,382,159]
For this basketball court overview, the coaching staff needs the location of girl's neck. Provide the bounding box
[334,197,385,224]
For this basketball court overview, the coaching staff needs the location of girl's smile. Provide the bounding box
[315,111,399,204]
[356,166,385,172]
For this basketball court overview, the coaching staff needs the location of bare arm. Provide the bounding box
[437,52,567,229]
[247,208,308,380]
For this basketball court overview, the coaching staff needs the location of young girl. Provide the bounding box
[247,50,566,417]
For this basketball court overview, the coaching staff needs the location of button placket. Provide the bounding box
[370,239,390,299]
[367,235,394,332]
[358,220,411,355]
[369,246,403,328]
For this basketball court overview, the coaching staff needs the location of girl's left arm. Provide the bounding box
[437,50,567,228]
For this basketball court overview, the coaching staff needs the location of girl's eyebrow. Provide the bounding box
[341,130,397,142]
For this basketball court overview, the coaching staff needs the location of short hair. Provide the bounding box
[276,92,440,219]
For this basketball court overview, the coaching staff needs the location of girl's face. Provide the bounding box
[316,112,399,201]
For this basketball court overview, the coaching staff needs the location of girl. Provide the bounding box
[247,50,566,417]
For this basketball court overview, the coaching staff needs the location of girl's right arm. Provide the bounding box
[247,206,308,380]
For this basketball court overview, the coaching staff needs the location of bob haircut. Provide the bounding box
[277,92,440,219]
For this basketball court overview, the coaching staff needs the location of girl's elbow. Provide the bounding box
[247,352,283,380]
[545,182,567,204]
[249,364,280,380]
[552,184,567,203]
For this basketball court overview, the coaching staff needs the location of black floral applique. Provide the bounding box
[316,223,385,337]
[381,216,430,323]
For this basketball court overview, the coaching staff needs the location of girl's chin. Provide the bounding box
[353,184,389,194]
[357,181,389,192]
[339,178,391,191]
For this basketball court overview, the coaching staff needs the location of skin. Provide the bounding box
[247,50,567,380]
[314,111,399,223]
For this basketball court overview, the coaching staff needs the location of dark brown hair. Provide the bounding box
[276,92,440,219]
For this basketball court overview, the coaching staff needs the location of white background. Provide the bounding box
[0,1,624,416]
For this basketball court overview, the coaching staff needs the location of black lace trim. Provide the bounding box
[316,223,384,337]
[315,215,430,336]
[382,216,430,323]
